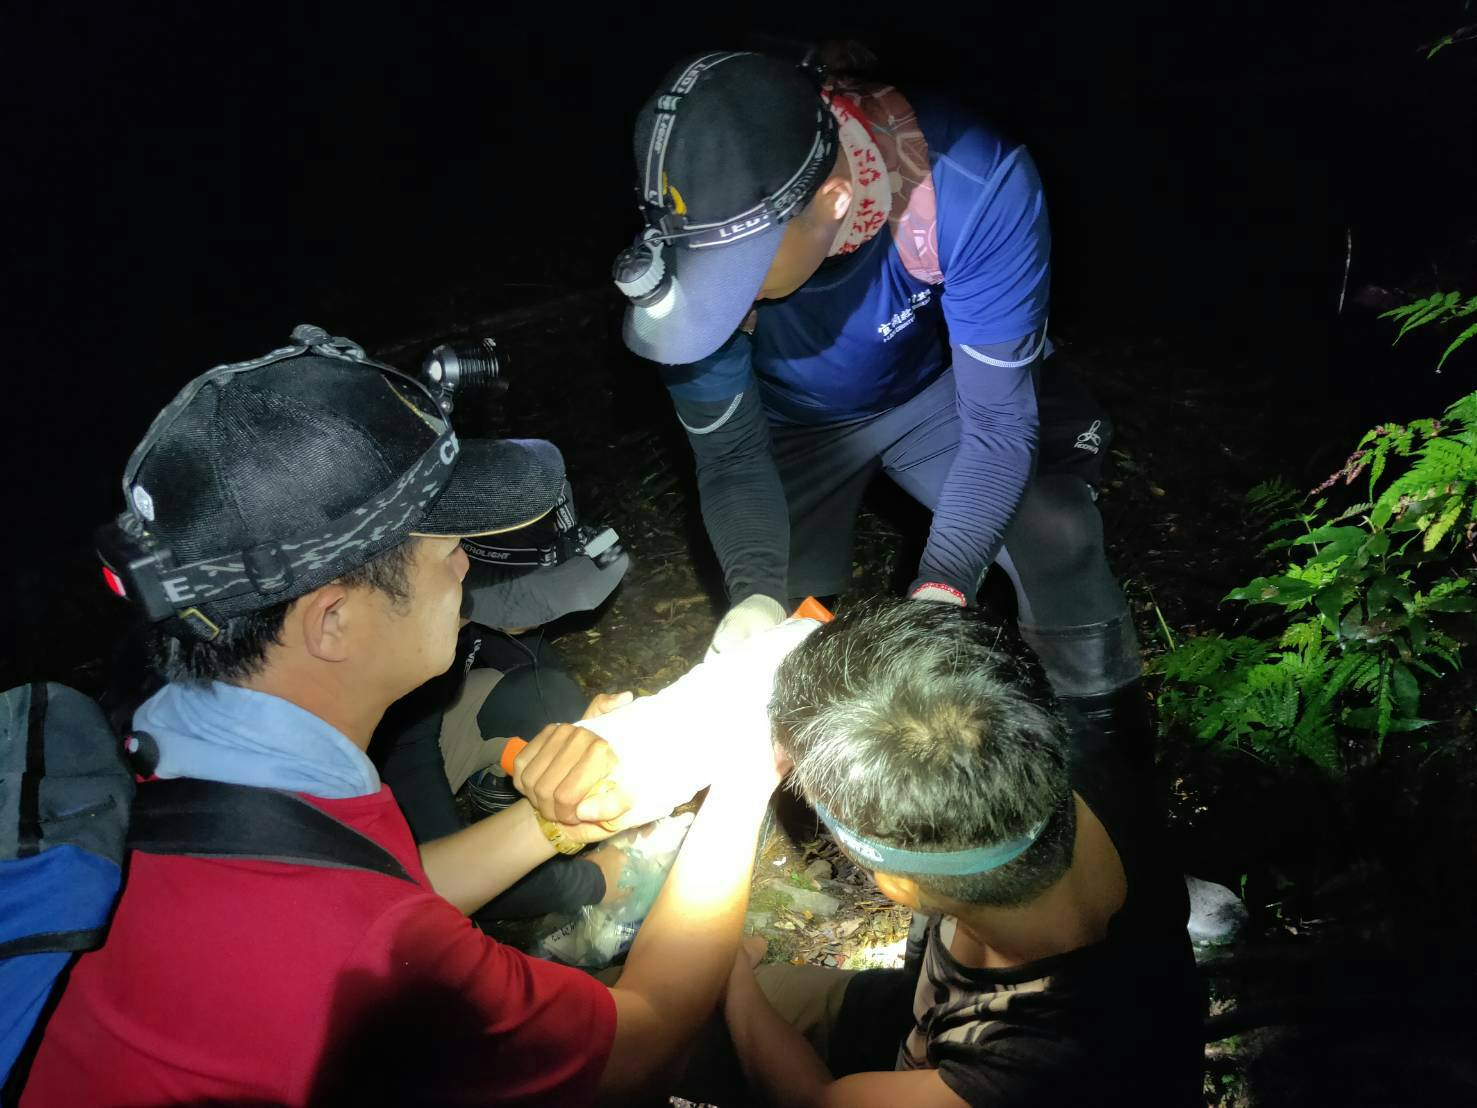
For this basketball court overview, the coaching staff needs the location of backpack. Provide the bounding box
[0,682,415,1101]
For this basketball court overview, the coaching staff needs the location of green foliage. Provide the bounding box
[1380,290,1477,370]
[1244,478,1302,521]
[1152,388,1477,772]
[1424,22,1477,58]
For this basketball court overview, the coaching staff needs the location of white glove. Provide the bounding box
[708,593,787,657]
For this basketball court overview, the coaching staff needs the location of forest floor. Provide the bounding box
[461,294,1477,1105]
[13,288,1477,1104]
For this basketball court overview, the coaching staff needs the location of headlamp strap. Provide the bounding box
[638,51,837,244]
[811,799,1047,877]
[139,437,455,618]
[641,52,744,210]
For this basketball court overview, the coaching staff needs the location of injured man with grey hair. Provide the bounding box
[680,598,1207,1108]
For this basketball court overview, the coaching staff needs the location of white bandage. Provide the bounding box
[579,618,821,824]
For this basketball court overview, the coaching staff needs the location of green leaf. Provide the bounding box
[1407,618,1428,653]
[1371,495,1396,530]
[1425,594,1477,612]
[1315,584,1354,629]
[1377,662,1395,745]
[1291,717,1341,774]
[1366,574,1400,615]
[1387,717,1437,732]
[1227,576,1317,606]
[1390,661,1420,716]
[1406,656,1443,679]
[1279,620,1324,650]
[1293,525,1366,552]
[1424,495,1469,551]
[1439,321,1477,371]
[1355,530,1390,567]
[1388,579,1417,613]
[1339,606,1374,641]
[1427,32,1456,57]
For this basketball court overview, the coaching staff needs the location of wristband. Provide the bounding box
[910,582,967,606]
[533,810,586,856]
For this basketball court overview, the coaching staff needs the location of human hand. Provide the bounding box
[511,722,633,843]
[582,690,635,721]
[724,934,769,1010]
[587,841,629,906]
[708,594,787,657]
[738,933,767,970]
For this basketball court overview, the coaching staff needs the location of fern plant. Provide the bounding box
[1152,388,1477,773]
[1381,290,1477,371]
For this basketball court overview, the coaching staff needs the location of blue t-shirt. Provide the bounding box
[661,97,1050,425]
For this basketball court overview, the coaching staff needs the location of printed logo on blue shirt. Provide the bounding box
[877,288,934,342]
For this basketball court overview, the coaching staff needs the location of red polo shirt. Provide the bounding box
[20,786,615,1106]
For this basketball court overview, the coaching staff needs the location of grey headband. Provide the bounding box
[811,799,1047,877]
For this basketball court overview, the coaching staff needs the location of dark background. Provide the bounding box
[5,10,1475,1095]
[2,1,1473,653]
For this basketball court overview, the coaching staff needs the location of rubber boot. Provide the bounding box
[1017,616,1146,771]
[1056,680,1155,775]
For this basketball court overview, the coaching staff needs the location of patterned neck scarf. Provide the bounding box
[823,90,894,257]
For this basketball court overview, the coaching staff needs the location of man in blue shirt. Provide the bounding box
[613,50,1146,768]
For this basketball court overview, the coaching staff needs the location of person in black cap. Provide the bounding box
[23,325,787,1105]
[614,49,1146,773]
[614,47,1247,946]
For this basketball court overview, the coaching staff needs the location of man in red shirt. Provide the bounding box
[21,326,780,1105]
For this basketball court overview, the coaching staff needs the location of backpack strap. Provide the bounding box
[128,778,415,885]
[14,682,49,858]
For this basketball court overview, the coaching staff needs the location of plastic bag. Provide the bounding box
[535,810,696,968]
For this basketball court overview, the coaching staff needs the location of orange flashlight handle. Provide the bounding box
[794,596,835,623]
[499,737,527,777]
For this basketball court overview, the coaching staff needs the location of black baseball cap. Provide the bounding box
[104,324,565,637]
[621,51,837,366]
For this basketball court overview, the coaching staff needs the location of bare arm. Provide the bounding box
[416,799,557,915]
[495,691,788,1102]
[722,950,833,1103]
[598,780,772,1101]
[724,958,968,1108]
[418,712,629,915]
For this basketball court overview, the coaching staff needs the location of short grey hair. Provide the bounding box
[770,598,1075,906]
